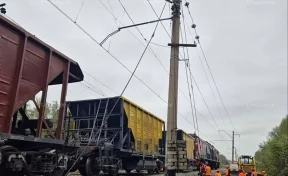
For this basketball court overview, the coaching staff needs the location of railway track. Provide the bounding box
[68,169,227,176]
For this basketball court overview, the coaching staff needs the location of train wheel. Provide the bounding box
[0,145,25,176]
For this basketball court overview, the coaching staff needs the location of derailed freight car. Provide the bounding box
[0,15,84,176]
[65,96,165,175]
[190,134,220,169]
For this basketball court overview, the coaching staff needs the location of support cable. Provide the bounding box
[46,0,211,140]
[63,3,166,174]
[181,6,200,137]
[180,23,197,134]
[184,1,236,132]
[75,0,85,22]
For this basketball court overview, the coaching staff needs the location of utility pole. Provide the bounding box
[219,130,240,164]
[232,131,235,163]
[165,1,181,176]
[165,1,196,175]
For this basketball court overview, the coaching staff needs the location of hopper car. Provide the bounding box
[0,15,84,176]
[0,14,220,176]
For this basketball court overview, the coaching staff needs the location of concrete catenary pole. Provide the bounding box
[232,131,235,163]
[165,0,181,176]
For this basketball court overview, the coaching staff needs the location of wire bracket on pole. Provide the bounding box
[100,17,172,46]
[168,43,197,47]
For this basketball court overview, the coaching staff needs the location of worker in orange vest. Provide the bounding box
[239,170,246,176]
[225,165,231,176]
[262,170,267,176]
[251,168,257,176]
[215,170,221,176]
[205,164,211,176]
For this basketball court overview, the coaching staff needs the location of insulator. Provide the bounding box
[185,2,189,7]
[195,35,200,40]
[0,8,6,14]
[192,24,196,28]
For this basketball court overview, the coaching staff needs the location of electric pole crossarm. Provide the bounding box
[100,17,172,46]
[119,17,172,30]
[168,43,197,47]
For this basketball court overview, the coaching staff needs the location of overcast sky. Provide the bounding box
[2,0,287,159]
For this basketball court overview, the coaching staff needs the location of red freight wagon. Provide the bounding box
[0,14,84,176]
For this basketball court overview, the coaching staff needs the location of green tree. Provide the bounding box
[219,154,229,167]
[254,115,288,176]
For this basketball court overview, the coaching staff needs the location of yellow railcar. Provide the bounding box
[238,155,256,173]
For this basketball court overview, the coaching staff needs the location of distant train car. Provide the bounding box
[238,155,256,174]
[190,134,220,169]
[65,96,165,174]
[161,129,197,171]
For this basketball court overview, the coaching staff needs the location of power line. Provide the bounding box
[75,0,85,22]
[180,24,197,134]
[100,0,193,109]
[64,2,166,175]
[182,15,227,128]
[146,0,171,38]
[47,0,169,104]
[180,6,200,137]
[46,0,216,141]
[83,71,119,95]
[184,1,236,132]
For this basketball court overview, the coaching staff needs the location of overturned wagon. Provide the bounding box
[65,96,165,175]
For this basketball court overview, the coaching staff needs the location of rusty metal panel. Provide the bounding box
[0,15,84,134]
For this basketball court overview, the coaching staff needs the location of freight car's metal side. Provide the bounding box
[0,15,84,176]
[190,134,220,169]
[122,97,165,155]
[176,130,195,160]
[0,15,83,135]
[160,130,197,171]
[66,96,165,154]
[65,96,165,174]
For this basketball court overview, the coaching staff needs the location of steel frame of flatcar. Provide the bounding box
[64,97,165,175]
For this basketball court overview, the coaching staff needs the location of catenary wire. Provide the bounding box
[63,3,166,174]
[184,0,236,132]
[181,6,200,137]
[75,0,85,22]
[46,0,216,142]
[183,17,227,127]
[180,23,197,134]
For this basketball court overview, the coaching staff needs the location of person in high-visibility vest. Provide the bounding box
[251,168,257,176]
[205,164,211,176]
[225,165,231,176]
[262,171,267,176]
[239,170,246,176]
[215,170,221,176]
